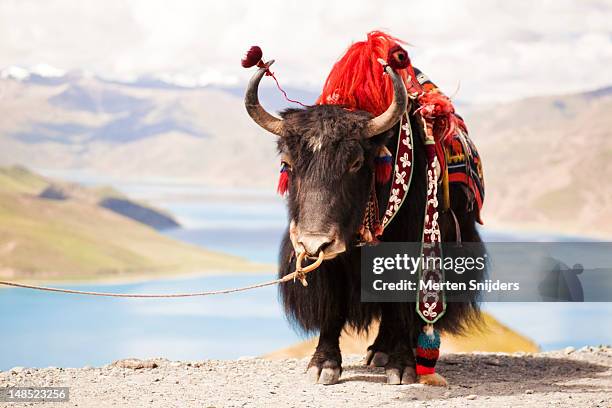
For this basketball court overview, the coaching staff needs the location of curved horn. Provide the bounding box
[244,60,284,136]
[365,65,408,138]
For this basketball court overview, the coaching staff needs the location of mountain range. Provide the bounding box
[1,66,610,237]
[463,85,612,238]
[0,66,318,188]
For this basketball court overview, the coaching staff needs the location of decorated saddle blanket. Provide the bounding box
[413,67,485,223]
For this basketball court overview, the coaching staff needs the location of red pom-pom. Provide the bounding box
[388,45,410,70]
[416,92,462,143]
[241,46,263,68]
[277,170,289,195]
[417,92,455,117]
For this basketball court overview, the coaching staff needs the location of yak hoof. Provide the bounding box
[307,361,341,385]
[306,365,321,383]
[385,367,402,385]
[319,367,341,385]
[369,351,389,367]
[402,366,417,384]
[417,373,448,387]
[386,366,417,385]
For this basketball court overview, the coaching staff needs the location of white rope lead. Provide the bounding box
[0,251,325,299]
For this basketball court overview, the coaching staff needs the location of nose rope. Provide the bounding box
[0,251,326,298]
[294,250,325,286]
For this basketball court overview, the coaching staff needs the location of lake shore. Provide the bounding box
[2,347,610,407]
[0,263,275,287]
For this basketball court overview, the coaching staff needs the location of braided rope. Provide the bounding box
[0,252,325,298]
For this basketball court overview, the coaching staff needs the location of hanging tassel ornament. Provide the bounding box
[277,162,290,196]
[375,146,393,184]
[415,324,441,376]
[358,182,383,244]
[241,46,308,108]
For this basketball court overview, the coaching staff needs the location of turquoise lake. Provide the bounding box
[1,174,610,370]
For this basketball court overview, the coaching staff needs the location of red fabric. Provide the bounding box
[317,31,420,116]
[416,365,436,375]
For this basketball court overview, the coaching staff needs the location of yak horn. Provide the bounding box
[244,60,284,136]
[365,64,408,138]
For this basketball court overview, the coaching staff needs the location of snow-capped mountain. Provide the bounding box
[0,63,319,188]
[2,64,610,236]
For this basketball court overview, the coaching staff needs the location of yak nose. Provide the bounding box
[297,234,333,256]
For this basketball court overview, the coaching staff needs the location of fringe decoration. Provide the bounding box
[415,325,441,375]
[375,146,393,184]
[277,163,290,196]
[358,183,383,243]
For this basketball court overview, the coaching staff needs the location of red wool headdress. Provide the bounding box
[317,31,419,116]
[317,31,420,184]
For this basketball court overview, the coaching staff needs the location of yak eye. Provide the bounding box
[281,160,292,171]
[348,157,363,173]
[281,153,293,170]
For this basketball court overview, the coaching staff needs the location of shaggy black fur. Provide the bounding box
[276,104,483,377]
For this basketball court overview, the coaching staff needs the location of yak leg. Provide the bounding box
[306,316,344,385]
[366,305,418,385]
[384,330,417,385]
[365,309,393,367]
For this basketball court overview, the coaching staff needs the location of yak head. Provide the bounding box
[245,62,407,260]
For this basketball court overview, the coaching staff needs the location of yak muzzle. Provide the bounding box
[290,221,347,260]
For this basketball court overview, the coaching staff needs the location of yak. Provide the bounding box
[244,39,483,386]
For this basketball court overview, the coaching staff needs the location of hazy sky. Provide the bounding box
[1,0,611,102]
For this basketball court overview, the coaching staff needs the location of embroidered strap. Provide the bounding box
[381,113,414,228]
[416,114,446,324]
[358,111,414,245]
[414,114,446,377]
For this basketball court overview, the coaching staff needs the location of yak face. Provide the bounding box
[278,105,390,259]
[244,60,407,259]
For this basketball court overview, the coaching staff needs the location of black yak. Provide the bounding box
[244,32,484,386]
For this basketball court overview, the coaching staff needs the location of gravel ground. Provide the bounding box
[1,346,611,407]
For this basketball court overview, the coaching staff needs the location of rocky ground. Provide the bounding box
[1,347,611,407]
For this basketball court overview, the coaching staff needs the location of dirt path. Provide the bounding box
[1,347,611,407]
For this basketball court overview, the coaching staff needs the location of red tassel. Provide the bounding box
[277,170,289,196]
[375,146,393,184]
[241,46,263,68]
[375,159,392,184]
